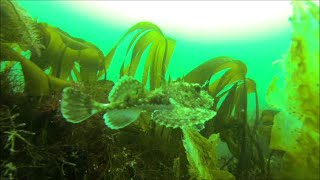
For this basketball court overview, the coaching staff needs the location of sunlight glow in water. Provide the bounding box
[72,1,294,40]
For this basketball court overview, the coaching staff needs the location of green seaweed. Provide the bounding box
[1,43,73,96]
[103,22,176,89]
[30,23,104,83]
[0,0,44,57]
[182,56,264,179]
[182,128,235,180]
[267,1,319,179]
[2,0,317,179]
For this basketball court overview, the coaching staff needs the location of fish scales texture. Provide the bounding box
[157,81,214,109]
[152,107,216,129]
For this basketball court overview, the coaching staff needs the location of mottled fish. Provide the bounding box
[60,76,216,129]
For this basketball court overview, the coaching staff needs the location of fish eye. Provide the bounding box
[193,84,201,92]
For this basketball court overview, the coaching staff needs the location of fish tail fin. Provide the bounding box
[60,87,106,123]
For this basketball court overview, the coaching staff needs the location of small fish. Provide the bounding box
[60,76,216,130]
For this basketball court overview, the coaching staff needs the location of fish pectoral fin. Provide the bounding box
[103,108,143,129]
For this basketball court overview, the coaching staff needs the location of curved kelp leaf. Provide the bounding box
[30,23,104,83]
[209,78,264,178]
[102,22,163,72]
[102,21,175,89]
[181,56,258,135]
[0,0,44,57]
[183,56,264,178]
[120,30,159,77]
[1,43,73,96]
[184,56,247,104]
[128,31,160,76]
[142,41,159,86]
[183,56,246,84]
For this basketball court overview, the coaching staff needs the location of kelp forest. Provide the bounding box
[0,0,319,180]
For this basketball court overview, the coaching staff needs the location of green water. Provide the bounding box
[2,1,319,179]
[17,1,292,109]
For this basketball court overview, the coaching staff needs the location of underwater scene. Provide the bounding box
[0,0,319,179]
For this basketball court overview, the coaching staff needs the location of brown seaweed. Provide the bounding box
[1,43,73,96]
[183,56,265,179]
[102,22,176,90]
[0,0,44,57]
[30,23,104,83]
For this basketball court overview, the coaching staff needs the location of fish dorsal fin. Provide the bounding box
[103,108,143,129]
[108,76,145,103]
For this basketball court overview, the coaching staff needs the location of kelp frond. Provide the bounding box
[267,1,319,179]
[182,128,235,180]
[183,56,249,109]
[0,0,44,57]
[101,22,176,90]
[183,56,264,179]
[1,43,73,96]
[30,23,104,83]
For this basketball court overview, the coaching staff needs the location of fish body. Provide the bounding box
[61,76,216,129]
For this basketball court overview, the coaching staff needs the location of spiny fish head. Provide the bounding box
[158,80,214,109]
